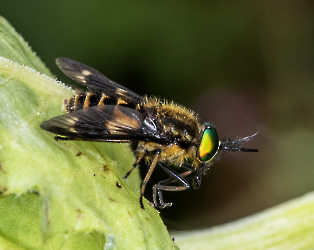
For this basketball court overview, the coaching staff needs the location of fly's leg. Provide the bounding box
[139,150,160,209]
[153,171,192,208]
[153,163,195,209]
[152,163,195,187]
[123,153,144,180]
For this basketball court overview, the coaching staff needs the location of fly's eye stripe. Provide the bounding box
[197,128,219,162]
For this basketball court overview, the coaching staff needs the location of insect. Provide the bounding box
[40,58,259,209]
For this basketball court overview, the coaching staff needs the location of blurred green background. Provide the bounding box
[2,1,314,230]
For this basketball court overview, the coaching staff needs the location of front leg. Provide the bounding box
[139,150,161,209]
[123,153,144,180]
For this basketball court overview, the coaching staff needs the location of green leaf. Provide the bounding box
[0,16,51,76]
[0,16,178,250]
[174,192,314,249]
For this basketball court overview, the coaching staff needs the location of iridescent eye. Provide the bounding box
[197,126,219,162]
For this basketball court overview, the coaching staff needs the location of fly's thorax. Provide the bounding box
[142,97,200,146]
[131,98,202,167]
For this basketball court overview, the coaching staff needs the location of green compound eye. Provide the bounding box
[197,126,219,162]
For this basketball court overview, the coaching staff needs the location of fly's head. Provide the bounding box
[192,122,259,189]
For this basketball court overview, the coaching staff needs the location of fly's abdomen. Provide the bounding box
[64,92,100,112]
[64,92,138,112]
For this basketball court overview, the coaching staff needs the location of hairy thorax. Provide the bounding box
[135,97,200,167]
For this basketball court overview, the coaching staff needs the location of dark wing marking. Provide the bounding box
[56,58,143,104]
[41,105,167,143]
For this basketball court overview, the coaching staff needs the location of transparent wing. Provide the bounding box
[56,58,143,104]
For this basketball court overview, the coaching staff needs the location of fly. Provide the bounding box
[40,58,259,209]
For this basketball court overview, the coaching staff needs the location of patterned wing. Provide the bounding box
[56,58,143,104]
[40,105,166,143]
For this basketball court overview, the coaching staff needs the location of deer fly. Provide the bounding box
[40,58,259,209]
